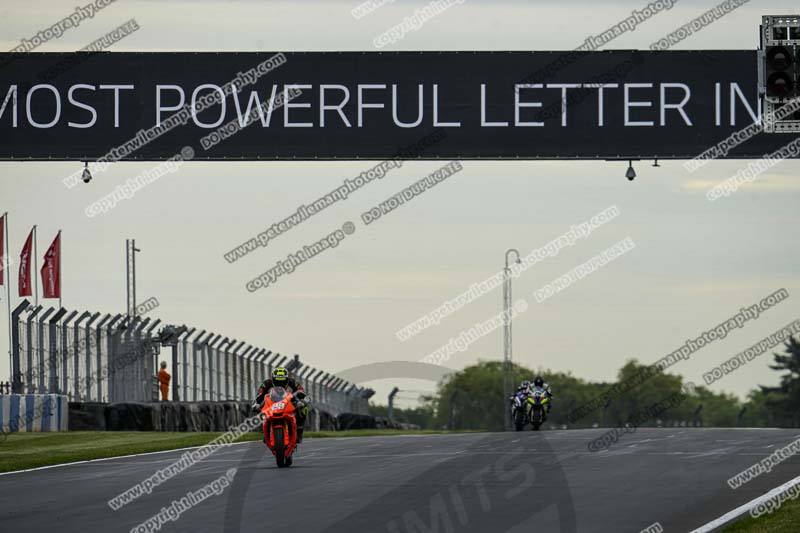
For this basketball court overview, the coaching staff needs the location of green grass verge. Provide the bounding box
[0,429,463,473]
[722,495,800,532]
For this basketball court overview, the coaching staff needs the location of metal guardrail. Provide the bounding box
[9,300,373,414]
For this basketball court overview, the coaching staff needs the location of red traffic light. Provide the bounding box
[767,72,794,98]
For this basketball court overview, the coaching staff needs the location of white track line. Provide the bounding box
[690,474,800,532]
[0,440,257,477]
[0,434,432,477]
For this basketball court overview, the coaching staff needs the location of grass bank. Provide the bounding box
[722,495,800,532]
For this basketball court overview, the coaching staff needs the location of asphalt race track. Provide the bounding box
[1,428,799,532]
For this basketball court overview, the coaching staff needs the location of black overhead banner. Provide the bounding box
[0,51,797,161]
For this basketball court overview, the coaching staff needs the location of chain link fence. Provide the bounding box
[9,300,371,414]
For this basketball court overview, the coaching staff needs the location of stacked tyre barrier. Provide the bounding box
[66,401,415,433]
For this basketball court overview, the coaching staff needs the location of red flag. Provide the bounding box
[19,228,33,297]
[0,214,4,286]
[41,232,60,299]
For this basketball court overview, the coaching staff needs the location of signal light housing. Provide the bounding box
[760,15,800,132]
[767,46,793,70]
[765,46,795,98]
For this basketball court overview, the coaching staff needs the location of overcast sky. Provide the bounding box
[1,0,799,406]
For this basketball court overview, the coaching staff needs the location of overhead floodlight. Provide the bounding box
[81,162,92,184]
[626,160,636,181]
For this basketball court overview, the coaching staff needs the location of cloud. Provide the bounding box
[682,172,800,195]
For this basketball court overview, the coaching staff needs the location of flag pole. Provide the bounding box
[33,224,38,307]
[3,213,11,383]
[57,230,62,309]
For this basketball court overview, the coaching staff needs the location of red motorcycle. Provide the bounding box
[260,386,302,467]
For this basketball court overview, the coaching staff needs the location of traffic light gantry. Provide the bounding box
[760,15,800,133]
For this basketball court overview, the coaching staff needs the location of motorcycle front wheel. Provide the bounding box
[514,410,525,431]
[531,409,542,431]
[274,426,286,468]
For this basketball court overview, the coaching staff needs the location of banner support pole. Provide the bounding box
[3,213,11,381]
[33,225,38,307]
[58,230,62,309]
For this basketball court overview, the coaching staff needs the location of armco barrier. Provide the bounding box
[1,394,69,434]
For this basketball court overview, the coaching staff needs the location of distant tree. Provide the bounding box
[399,405,436,428]
[425,360,602,431]
[422,358,751,431]
[604,360,686,426]
[369,337,800,431]
[759,335,800,427]
[368,404,389,418]
[691,386,740,427]
[368,403,436,429]
[739,389,774,427]
[426,360,519,431]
